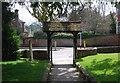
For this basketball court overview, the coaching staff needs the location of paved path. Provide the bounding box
[52,47,73,65]
[48,65,84,82]
[48,48,84,82]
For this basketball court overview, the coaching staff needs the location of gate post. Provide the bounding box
[47,32,50,60]
[47,32,53,64]
[73,32,78,65]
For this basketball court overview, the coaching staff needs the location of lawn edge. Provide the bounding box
[42,61,52,81]
[75,63,97,83]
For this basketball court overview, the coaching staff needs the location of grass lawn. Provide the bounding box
[76,53,120,82]
[1,58,48,82]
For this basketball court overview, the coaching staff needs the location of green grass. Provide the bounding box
[1,58,48,81]
[76,53,120,82]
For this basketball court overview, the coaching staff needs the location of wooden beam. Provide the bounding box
[29,39,33,61]
[73,32,78,64]
[47,32,50,60]
[47,32,53,63]
[50,43,53,65]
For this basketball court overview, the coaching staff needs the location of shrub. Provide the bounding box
[77,32,90,39]
[110,24,116,34]
[81,32,89,39]
[2,2,20,61]
[2,24,20,61]
[33,30,47,39]
[52,33,73,39]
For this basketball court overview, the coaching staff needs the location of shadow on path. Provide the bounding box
[48,64,84,82]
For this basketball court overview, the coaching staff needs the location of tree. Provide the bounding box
[34,30,47,39]
[14,1,84,22]
[68,1,113,34]
[68,7,103,34]
[2,2,20,61]
[109,12,116,34]
[10,0,118,35]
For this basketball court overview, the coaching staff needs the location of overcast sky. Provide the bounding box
[12,3,38,25]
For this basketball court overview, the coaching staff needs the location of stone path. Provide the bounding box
[48,65,84,82]
[48,48,84,82]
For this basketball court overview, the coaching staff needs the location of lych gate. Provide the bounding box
[43,21,82,65]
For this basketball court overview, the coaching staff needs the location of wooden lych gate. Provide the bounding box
[42,21,82,65]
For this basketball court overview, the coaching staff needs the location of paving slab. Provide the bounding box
[48,65,84,82]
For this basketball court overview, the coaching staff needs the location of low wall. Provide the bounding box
[20,46,120,60]
[77,48,97,58]
[21,50,48,60]
[77,46,120,58]
[21,35,120,47]
[97,46,120,53]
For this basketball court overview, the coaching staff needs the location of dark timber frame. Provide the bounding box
[43,21,82,65]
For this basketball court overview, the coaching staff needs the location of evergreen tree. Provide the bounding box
[2,2,20,61]
[110,12,116,34]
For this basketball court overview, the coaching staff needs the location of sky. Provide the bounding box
[12,3,38,25]
[12,2,117,25]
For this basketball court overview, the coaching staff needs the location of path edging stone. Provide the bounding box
[42,61,52,81]
[75,63,97,83]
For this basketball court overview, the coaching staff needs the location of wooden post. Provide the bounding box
[47,32,53,64]
[54,41,57,51]
[29,39,33,61]
[84,40,86,48]
[79,32,82,48]
[47,32,50,60]
[50,44,53,65]
[73,32,78,64]
[50,38,52,64]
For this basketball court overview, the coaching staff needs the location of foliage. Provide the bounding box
[30,2,83,21]
[34,32,74,39]
[73,8,108,34]
[13,1,84,22]
[2,24,20,61]
[1,59,48,81]
[110,24,116,34]
[68,1,119,34]
[77,32,107,39]
[2,3,14,24]
[80,32,89,39]
[33,30,47,39]
[9,1,120,36]
[51,33,73,39]
[2,2,20,61]
[110,12,116,34]
[76,53,120,82]
[33,31,108,39]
